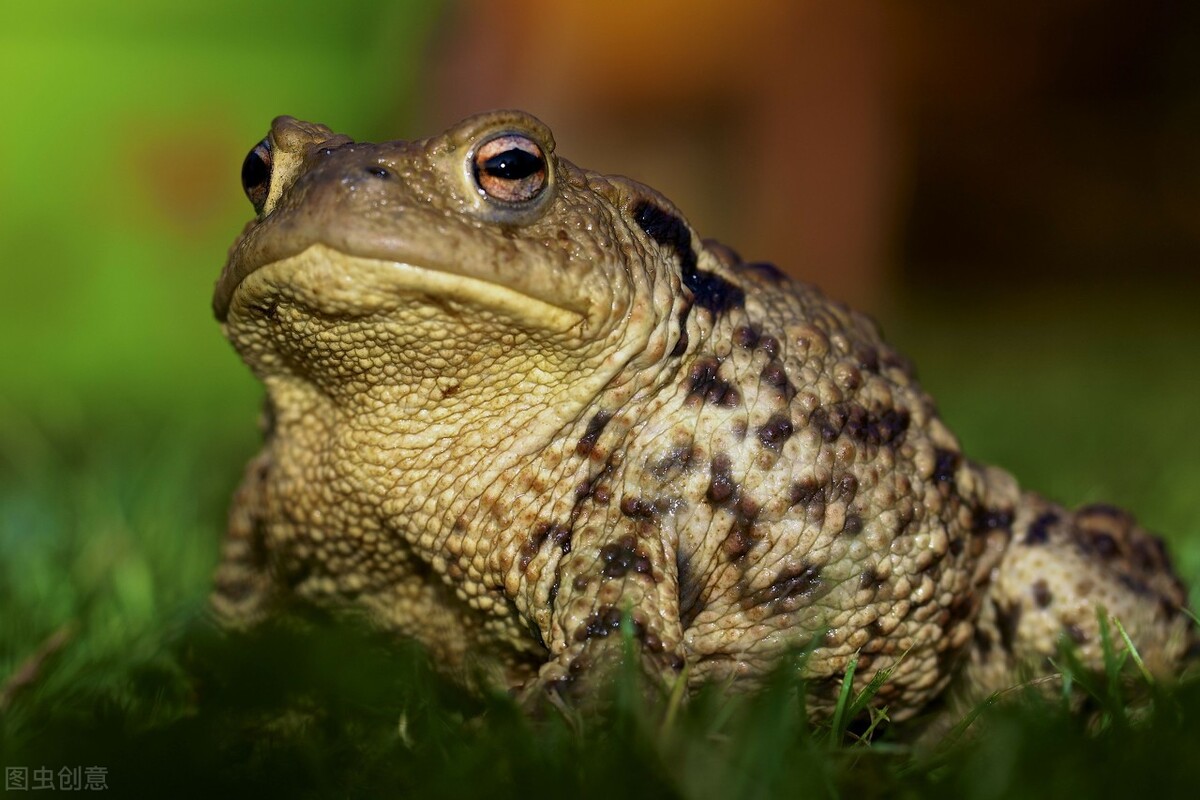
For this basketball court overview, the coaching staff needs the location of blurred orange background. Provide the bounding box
[425,0,1200,310]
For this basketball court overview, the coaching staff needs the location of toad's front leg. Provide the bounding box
[512,495,687,707]
[211,449,276,627]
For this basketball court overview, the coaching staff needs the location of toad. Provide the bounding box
[211,112,1193,722]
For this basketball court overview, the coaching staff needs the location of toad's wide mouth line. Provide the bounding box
[216,244,585,332]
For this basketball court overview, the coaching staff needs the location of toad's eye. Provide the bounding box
[241,137,273,214]
[472,133,547,204]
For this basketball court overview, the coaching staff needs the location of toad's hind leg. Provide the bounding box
[955,493,1195,709]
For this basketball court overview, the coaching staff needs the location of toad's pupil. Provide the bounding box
[241,141,271,194]
[482,148,542,180]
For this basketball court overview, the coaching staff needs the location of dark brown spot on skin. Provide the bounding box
[521,521,572,570]
[996,602,1023,653]
[577,605,624,641]
[574,607,679,669]
[723,510,758,561]
[599,536,653,579]
[706,454,736,505]
[852,407,909,447]
[788,478,822,507]
[832,474,858,503]
[575,411,612,456]
[685,356,741,408]
[933,448,959,485]
[686,270,744,315]
[1159,596,1183,621]
[250,302,278,319]
[859,565,883,591]
[973,507,1014,534]
[974,628,994,657]
[632,200,744,313]
[757,413,793,450]
[856,347,880,374]
[575,475,603,503]
[1083,530,1120,559]
[573,575,589,590]
[947,593,977,624]
[620,496,656,520]
[519,530,544,570]
[758,335,781,359]
[1031,579,1053,608]
[1118,572,1153,598]
[809,402,910,448]
[671,306,691,357]
[732,420,748,439]
[1131,537,1164,572]
[759,361,796,401]
[551,525,572,554]
[743,563,823,609]
[842,514,863,535]
[809,406,846,442]
[733,325,760,349]
[735,495,760,519]
[1025,511,1059,545]
[678,551,705,628]
[685,357,717,396]
[651,446,695,482]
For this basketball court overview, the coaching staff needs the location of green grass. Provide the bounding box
[2,287,1198,799]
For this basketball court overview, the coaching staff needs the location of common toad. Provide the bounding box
[212,112,1193,721]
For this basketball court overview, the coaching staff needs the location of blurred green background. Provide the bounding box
[0,0,439,418]
[1,0,1198,795]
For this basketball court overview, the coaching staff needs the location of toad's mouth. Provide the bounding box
[216,244,585,333]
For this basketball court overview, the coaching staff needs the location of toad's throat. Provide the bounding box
[221,244,585,332]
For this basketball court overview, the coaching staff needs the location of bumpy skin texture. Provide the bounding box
[212,112,1193,722]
